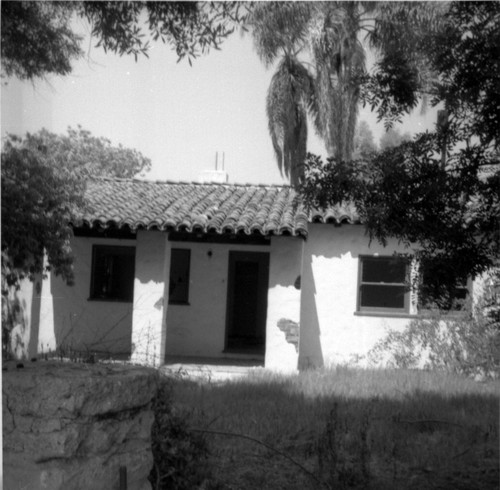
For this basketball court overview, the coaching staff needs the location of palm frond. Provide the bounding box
[266,56,314,186]
[248,2,312,66]
[310,3,366,161]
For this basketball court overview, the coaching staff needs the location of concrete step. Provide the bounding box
[160,356,264,381]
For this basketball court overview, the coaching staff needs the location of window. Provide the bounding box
[90,245,135,302]
[169,249,191,304]
[418,272,470,311]
[358,256,409,313]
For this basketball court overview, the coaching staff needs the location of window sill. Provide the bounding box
[88,297,133,303]
[354,311,468,319]
[416,310,469,319]
[354,311,417,319]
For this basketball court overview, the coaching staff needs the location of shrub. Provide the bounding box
[149,378,216,490]
[368,269,500,379]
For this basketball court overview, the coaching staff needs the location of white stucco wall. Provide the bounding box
[165,241,271,359]
[49,236,135,356]
[131,230,169,366]
[265,237,302,372]
[299,224,413,368]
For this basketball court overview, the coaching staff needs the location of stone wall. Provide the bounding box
[3,361,158,490]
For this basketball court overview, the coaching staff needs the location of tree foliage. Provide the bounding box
[25,127,152,179]
[247,2,442,186]
[1,136,83,289]
[1,1,246,80]
[301,1,500,301]
[1,128,151,288]
[1,2,81,80]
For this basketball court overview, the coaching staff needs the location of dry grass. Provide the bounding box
[167,367,499,489]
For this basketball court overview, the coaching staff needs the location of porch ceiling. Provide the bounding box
[72,178,359,237]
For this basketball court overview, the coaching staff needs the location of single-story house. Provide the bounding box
[10,176,477,371]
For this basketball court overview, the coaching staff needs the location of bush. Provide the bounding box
[368,269,500,379]
[149,378,217,490]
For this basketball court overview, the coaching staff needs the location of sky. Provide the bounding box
[1,14,439,186]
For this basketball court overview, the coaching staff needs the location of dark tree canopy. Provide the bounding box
[1,128,151,288]
[1,1,246,80]
[1,2,81,80]
[301,1,500,304]
[1,136,83,288]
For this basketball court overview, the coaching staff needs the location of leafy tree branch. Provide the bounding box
[1,1,247,80]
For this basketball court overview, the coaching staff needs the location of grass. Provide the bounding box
[162,367,499,489]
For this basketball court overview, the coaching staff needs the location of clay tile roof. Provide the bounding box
[72,178,359,238]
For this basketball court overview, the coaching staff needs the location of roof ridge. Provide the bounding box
[88,176,293,190]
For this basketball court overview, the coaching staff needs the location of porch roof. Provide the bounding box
[72,178,359,238]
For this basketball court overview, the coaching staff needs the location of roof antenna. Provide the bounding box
[215,151,218,171]
[222,152,225,172]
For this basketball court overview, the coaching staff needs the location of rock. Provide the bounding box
[3,361,158,490]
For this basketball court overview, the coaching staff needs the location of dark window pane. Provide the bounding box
[169,249,190,304]
[91,246,135,301]
[360,285,406,309]
[419,284,469,311]
[362,258,406,284]
[111,253,135,300]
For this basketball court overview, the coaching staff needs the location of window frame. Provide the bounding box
[89,245,136,303]
[357,255,410,314]
[417,276,471,312]
[168,248,191,305]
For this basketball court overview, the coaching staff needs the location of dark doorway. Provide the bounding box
[225,252,270,354]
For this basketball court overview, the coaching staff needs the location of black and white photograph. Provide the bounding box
[2,2,499,489]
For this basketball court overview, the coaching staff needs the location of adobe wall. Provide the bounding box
[51,236,135,356]
[8,237,135,360]
[299,224,412,368]
[131,230,169,367]
[264,236,302,372]
[3,361,158,490]
[164,240,271,359]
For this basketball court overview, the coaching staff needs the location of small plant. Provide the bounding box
[317,400,374,489]
[149,377,218,490]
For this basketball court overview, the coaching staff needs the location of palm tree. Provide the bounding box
[249,3,314,187]
[247,1,442,187]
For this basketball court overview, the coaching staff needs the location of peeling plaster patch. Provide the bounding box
[153,297,164,310]
[277,318,299,352]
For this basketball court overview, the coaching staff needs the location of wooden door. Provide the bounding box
[225,252,269,354]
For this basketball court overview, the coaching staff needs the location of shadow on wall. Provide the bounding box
[299,252,324,369]
[28,278,41,358]
[298,228,345,369]
[49,273,133,358]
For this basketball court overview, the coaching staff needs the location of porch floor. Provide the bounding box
[160,355,265,382]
